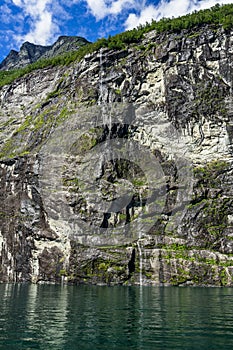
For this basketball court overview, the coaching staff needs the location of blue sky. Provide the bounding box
[0,0,232,63]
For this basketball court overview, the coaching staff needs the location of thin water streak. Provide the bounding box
[137,240,143,286]
[137,190,143,286]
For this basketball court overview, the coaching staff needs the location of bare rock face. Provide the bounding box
[0,25,233,286]
[0,36,89,71]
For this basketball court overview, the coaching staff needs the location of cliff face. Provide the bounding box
[0,36,89,71]
[0,25,233,286]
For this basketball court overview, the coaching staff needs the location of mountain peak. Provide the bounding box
[0,36,89,71]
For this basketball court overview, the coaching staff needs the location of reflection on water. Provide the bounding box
[0,285,233,349]
[0,283,69,349]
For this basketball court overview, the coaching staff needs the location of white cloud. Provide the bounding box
[0,29,19,53]
[23,11,56,45]
[12,0,59,45]
[7,0,233,48]
[85,0,138,20]
[80,0,233,32]
[12,0,22,6]
[0,4,13,24]
[125,0,233,30]
[197,0,232,10]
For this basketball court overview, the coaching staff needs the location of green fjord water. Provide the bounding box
[0,285,233,350]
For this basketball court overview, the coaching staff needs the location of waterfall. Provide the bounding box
[98,47,112,217]
[99,48,112,133]
[61,275,64,285]
[137,240,143,286]
[98,48,106,176]
[99,47,103,106]
[137,190,143,286]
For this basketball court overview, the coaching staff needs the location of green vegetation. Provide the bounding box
[194,82,228,120]
[75,258,127,284]
[147,3,233,33]
[189,160,230,243]
[132,178,146,187]
[59,269,68,277]
[0,4,232,88]
[158,242,232,264]
[220,268,228,286]
[201,196,229,238]
[63,178,80,187]
[69,129,102,155]
[0,105,75,159]
[159,242,233,286]
[119,213,127,222]
[194,159,228,186]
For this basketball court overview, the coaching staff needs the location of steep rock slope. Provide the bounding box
[0,24,233,286]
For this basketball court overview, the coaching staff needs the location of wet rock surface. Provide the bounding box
[0,25,233,286]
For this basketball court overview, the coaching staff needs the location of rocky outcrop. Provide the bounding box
[0,24,233,286]
[0,36,89,71]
